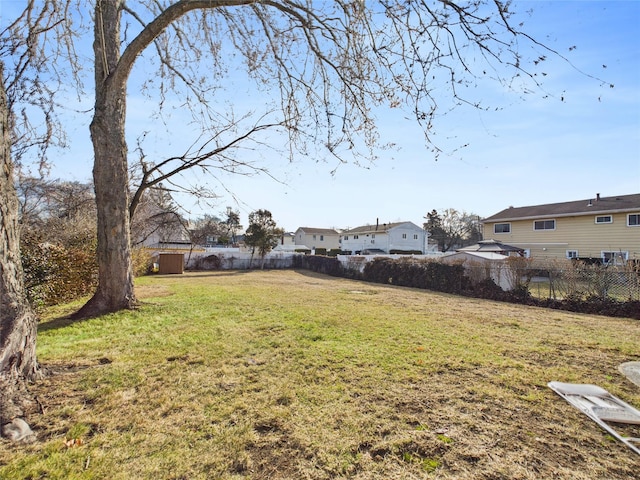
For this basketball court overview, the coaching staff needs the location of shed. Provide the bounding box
[158,253,185,274]
[441,251,513,290]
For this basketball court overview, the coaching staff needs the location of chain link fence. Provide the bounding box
[465,258,640,302]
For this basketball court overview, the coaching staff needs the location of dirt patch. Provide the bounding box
[135,284,172,299]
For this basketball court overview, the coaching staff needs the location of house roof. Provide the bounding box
[457,239,524,254]
[344,221,420,234]
[295,227,340,235]
[444,251,509,262]
[482,193,640,223]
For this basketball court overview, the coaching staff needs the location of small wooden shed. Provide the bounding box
[158,253,185,274]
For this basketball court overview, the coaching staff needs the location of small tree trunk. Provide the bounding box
[0,62,40,434]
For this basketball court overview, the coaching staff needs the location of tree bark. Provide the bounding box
[75,0,254,318]
[73,0,136,318]
[0,62,40,434]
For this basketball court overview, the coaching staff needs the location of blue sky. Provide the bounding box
[6,1,640,232]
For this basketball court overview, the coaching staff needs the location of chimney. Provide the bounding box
[596,193,600,201]
[376,218,379,231]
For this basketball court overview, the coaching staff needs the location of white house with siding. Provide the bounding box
[341,221,427,254]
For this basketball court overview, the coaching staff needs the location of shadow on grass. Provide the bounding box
[38,314,83,333]
[178,269,255,278]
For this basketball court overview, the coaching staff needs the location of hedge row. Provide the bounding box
[21,235,152,309]
[295,255,640,320]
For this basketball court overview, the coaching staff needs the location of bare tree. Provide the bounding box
[128,119,281,222]
[189,214,224,247]
[0,1,73,440]
[130,184,187,247]
[0,62,40,441]
[424,208,481,252]
[74,0,581,317]
[221,207,241,246]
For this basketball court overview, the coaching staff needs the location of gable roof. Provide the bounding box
[295,227,340,235]
[344,221,421,234]
[482,193,640,223]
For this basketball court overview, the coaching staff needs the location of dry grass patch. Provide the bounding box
[1,270,638,479]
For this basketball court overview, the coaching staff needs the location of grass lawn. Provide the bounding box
[1,270,639,479]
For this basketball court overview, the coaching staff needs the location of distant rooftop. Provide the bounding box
[344,221,417,234]
[295,227,340,234]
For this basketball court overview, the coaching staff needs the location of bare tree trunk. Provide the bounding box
[0,62,40,437]
[74,0,136,318]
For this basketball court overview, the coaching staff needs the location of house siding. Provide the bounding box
[294,228,341,250]
[341,222,426,253]
[485,211,640,260]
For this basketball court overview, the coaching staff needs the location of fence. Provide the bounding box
[186,250,297,270]
[176,249,640,302]
[464,260,640,302]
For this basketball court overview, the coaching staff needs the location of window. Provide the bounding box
[320,235,324,241]
[595,215,612,224]
[628,214,640,226]
[371,239,375,244]
[534,220,555,231]
[602,251,628,264]
[413,234,418,240]
[566,250,579,259]
[344,235,348,240]
[354,235,359,239]
[312,235,316,240]
[371,234,375,239]
[402,233,407,239]
[494,223,511,234]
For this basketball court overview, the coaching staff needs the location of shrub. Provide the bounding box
[293,255,343,276]
[363,258,466,294]
[132,248,154,276]
[293,254,640,320]
[190,254,222,270]
[21,231,98,308]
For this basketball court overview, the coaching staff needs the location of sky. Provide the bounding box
[4,1,640,232]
